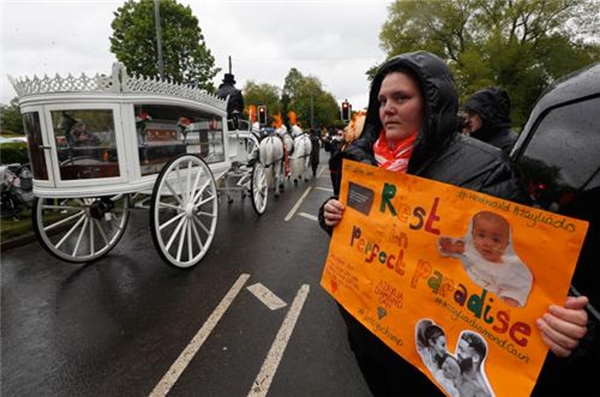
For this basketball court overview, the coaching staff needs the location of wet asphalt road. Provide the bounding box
[0,157,373,397]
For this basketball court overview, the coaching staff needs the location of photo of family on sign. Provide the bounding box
[416,319,494,397]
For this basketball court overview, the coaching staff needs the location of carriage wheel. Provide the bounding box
[251,161,268,215]
[32,194,130,263]
[150,154,218,269]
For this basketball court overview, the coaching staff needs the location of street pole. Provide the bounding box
[154,0,164,80]
[310,90,314,130]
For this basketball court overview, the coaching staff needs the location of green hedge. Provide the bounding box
[0,142,30,165]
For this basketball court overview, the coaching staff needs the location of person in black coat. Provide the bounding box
[308,129,321,177]
[215,73,244,129]
[318,51,591,397]
[323,130,345,195]
[461,87,518,155]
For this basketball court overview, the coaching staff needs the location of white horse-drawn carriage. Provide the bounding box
[9,63,269,268]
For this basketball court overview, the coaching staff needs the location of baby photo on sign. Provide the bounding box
[437,210,533,307]
[415,319,494,397]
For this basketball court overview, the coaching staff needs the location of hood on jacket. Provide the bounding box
[463,87,512,130]
[349,51,460,173]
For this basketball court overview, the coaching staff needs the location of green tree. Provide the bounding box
[282,69,340,130]
[0,98,24,135]
[243,81,282,126]
[379,0,600,127]
[244,67,346,130]
[110,0,219,91]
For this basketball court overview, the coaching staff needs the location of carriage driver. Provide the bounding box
[216,73,245,130]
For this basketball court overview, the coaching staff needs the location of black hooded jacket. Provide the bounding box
[318,52,532,397]
[463,87,518,155]
[319,52,527,234]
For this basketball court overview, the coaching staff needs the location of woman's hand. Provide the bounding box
[323,198,345,227]
[537,295,589,357]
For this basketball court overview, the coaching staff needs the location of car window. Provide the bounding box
[519,97,600,192]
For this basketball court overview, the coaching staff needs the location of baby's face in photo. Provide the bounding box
[472,215,509,263]
[441,355,461,380]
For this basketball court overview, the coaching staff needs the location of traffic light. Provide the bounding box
[341,100,351,122]
[258,105,267,125]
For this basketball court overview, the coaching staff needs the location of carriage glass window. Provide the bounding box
[51,110,119,180]
[134,104,224,176]
[22,112,48,180]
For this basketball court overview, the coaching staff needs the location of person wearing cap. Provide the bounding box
[461,87,518,155]
[216,73,245,129]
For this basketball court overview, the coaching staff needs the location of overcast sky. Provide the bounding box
[1,1,392,110]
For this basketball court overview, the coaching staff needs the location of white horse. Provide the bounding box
[259,133,285,197]
[290,133,312,185]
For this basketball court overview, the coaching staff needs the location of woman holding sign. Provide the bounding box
[318,51,590,396]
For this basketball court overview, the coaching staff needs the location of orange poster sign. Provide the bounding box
[321,161,588,397]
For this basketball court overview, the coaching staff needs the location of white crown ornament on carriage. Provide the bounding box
[7,63,269,269]
[9,62,228,112]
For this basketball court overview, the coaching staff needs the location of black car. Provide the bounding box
[510,62,599,396]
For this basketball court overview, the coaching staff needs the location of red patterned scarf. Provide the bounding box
[373,129,417,172]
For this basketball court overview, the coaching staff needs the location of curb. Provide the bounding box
[1,232,37,252]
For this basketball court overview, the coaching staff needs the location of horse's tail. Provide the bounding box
[303,136,312,159]
[266,138,274,168]
[296,136,312,159]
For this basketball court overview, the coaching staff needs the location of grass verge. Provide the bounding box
[1,210,34,242]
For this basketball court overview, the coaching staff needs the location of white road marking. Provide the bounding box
[284,186,312,221]
[298,212,318,222]
[247,283,287,311]
[149,273,251,397]
[313,186,333,193]
[248,284,310,397]
[316,165,326,178]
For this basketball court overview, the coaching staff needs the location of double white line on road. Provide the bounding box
[284,165,333,222]
[149,274,251,397]
[248,284,309,397]
[149,274,309,397]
